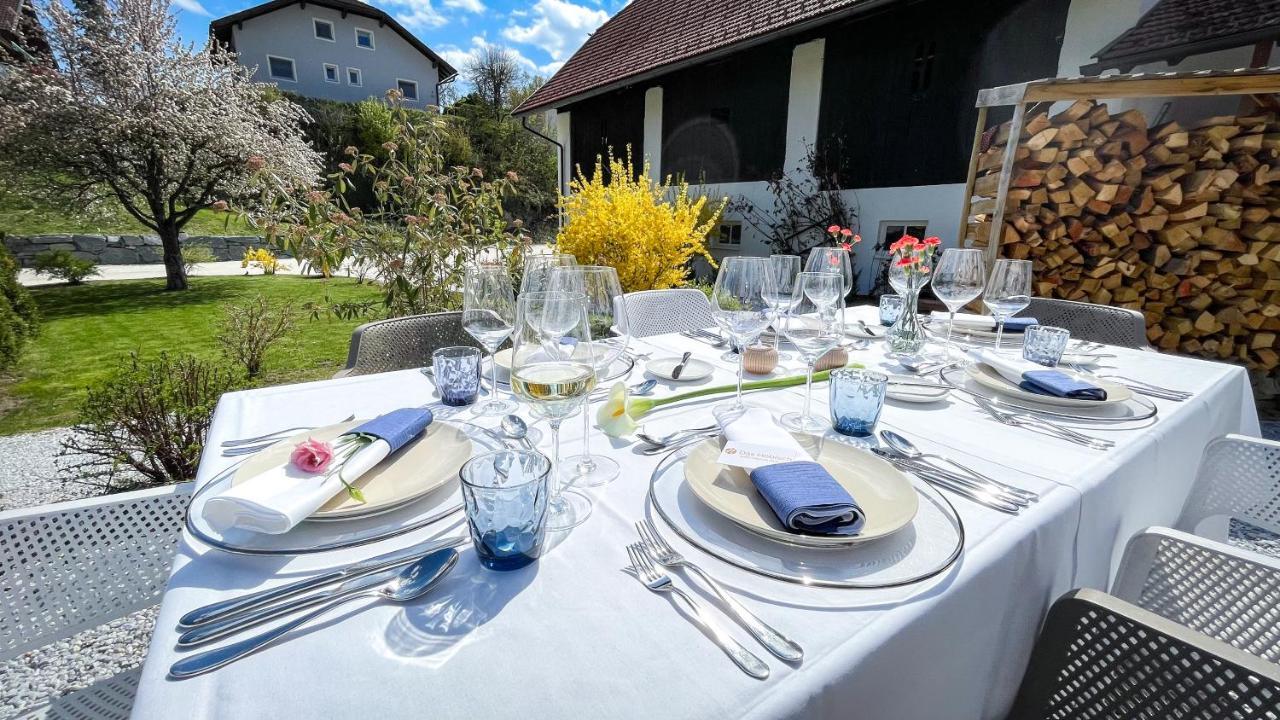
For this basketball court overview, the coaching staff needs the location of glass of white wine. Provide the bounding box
[509,290,595,531]
[462,264,518,416]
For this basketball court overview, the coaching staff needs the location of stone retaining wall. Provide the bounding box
[1,234,267,266]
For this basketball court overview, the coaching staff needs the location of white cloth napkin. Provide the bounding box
[717,407,808,455]
[202,440,390,535]
[968,348,1041,385]
[931,311,998,329]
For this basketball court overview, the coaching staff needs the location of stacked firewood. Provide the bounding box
[967,99,1280,373]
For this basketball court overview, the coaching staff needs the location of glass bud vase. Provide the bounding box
[887,282,926,355]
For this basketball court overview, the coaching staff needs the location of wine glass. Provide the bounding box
[509,290,595,530]
[548,265,628,488]
[764,255,801,356]
[983,258,1033,351]
[931,249,987,351]
[521,253,576,294]
[804,247,854,298]
[462,264,518,416]
[710,257,774,412]
[777,272,845,432]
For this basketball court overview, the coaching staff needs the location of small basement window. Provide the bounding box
[347,67,362,86]
[355,28,375,49]
[713,221,743,250]
[313,18,334,41]
[397,79,419,101]
[266,55,296,82]
[323,63,338,83]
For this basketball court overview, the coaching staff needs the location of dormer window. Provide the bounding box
[313,18,334,41]
[355,28,374,49]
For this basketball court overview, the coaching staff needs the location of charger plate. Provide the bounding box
[938,365,1158,425]
[186,421,506,555]
[965,363,1133,409]
[648,438,964,589]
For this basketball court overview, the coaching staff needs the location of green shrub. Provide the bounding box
[182,243,218,274]
[0,242,38,369]
[60,352,242,492]
[32,248,99,285]
[217,294,296,378]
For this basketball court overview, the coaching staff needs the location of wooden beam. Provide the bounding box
[959,105,989,248]
[986,101,1027,267]
[978,69,1280,107]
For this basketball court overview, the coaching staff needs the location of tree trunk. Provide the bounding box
[159,224,188,291]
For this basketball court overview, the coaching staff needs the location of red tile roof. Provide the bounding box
[1087,0,1280,73]
[514,0,877,114]
[0,0,23,33]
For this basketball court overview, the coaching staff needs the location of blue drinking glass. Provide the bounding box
[1022,325,1071,367]
[460,450,551,571]
[878,294,905,326]
[432,346,482,406]
[829,369,889,437]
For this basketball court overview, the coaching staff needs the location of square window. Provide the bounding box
[397,79,419,101]
[313,18,334,41]
[355,28,374,49]
[323,64,338,83]
[266,55,295,82]
[347,67,362,86]
[713,222,742,249]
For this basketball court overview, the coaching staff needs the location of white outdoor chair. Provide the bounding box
[1176,434,1280,556]
[623,289,716,338]
[0,484,191,719]
[1016,297,1151,349]
[1112,527,1280,663]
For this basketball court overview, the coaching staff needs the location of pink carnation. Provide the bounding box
[291,438,333,473]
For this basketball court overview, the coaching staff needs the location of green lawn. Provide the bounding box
[0,275,383,435]
[0,193,254,236]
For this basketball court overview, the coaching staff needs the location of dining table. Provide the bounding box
[131,305,1260,720]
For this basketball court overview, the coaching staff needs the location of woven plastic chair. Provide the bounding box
[1111,527,1280,663]
[1176,434,1280,556]
[1008,588,1280,719]
[0,484,191,719]
[1016,297,1150,349]
[623,289,716,338]
[335,311,481,378]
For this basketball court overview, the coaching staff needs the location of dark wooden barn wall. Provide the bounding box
[565,86,647,182]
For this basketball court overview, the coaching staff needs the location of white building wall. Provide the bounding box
[643,87,664,181]
[784,39,826,172]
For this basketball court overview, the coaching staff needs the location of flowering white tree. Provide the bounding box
[0,0,321,290]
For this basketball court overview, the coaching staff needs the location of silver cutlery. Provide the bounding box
[178,536,467,628]
[635,520,802,662]
[972,396,1114,450]
[855,320,882,338]
[871,449,1022,514]
[879,430,1038,503]
[680,329,728,347]
[899,358,950,375]
[500,414,537,451]
[671,351,693,380]
[169,549,459,679]
[220,415,356,448]
[637,423,718,448]
[639,430,719,455]
[625,544,770,679]
[1065,366,1190,401]
[589,378,658,401]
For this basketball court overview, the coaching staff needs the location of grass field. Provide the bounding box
[0,275,383,435]
[0,193,255,236]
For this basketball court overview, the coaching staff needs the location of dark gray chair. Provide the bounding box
[335,312,480,378]
[1008,588,1280,719]
[1017,297,1151,350]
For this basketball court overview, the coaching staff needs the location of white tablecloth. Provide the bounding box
[132,306,1259,720]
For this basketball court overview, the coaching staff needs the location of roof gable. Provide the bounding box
[1088,0,1280,73]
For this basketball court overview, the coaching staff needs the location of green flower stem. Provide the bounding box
[628,363,863,418]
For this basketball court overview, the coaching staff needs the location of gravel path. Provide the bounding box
[0,429,99,511]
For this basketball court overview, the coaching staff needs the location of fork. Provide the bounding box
[636,520,802,662]
[1065,365,1191,401]
[972,397,1113,450]
[221,415,356,448]
[625,544,770,679]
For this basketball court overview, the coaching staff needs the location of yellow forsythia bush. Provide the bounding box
[557,152,723,292]
[241,247,281,275]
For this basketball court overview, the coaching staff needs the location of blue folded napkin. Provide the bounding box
[1002,317,1039,333]
[1020,370,1108,400]
[749,461,866,536]
[345,407,434,452]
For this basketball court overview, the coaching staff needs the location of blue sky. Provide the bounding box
[171,0,628,80]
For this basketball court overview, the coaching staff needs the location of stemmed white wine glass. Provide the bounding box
[805,247,854,300]
[711,257,775,412]
[931,249,987,352]
[764,255,801,356]
[462,264,518,416]
[509,290,595,530]
[521,253,576,294]
[777,271,844,432]
[983,258,1033,352]
[548,265,628,487]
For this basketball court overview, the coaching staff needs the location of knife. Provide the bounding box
[671,351,693,380]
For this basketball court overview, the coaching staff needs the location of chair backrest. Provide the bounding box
[623,289,716,338]
[1009,588,1280,719]
[1017,297,1150,349]
[338,311,481,377]
[1112,527,1280,663]
[0,484,191,661]
[1177,433,1280,542]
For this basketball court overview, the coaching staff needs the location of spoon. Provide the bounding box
[631,378,658,395]
[500,414,537,451]
[169,549,459,679]
[637,423,719,447]
[879,430,1038,502]
[671,351,693,380]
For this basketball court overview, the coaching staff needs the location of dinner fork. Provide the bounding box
[635,520,802,662]
[1065,365,1191,401]
[625,544,770,679]
[220,415,357,448]
[972,397,1113,450]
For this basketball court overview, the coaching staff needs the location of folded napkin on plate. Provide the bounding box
[969,349,1106,401]
[719,408,865,536]
[930,311,1038,333]
[202,407,434,534]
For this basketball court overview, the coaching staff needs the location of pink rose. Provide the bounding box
[291,438,334,474]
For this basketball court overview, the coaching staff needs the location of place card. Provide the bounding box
[716,441,809,471]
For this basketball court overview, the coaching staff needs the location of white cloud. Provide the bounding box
[501,0,610,63]
[383,0,449,29]
[172,0,212,17]
[442,0,485,11]
[441,35,564,77]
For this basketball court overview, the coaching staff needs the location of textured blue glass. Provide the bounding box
[829,369,888,437]
[1022,325,1071,367]
[460,450,550,571]
[878,294,905,325]
[432,346,482,406]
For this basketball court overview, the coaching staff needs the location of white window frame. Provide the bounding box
[354,27,375,50]
[396,78,419,101]
[711,220,743,251]
[312,17,335,42]
[265,54,296,82]
[346,67,363,87]
[877,220,930,248]
[323,63,339,83]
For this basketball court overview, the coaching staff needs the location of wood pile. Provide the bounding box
[966,99,1280,373]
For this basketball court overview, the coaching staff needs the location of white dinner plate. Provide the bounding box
[965,363,1133,408]
[493,347,633,384]
[886,383,950,403]
[647,356,715,382]
[683,433,918,547]
[233,419,473,520]
[926,317,1027,340]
